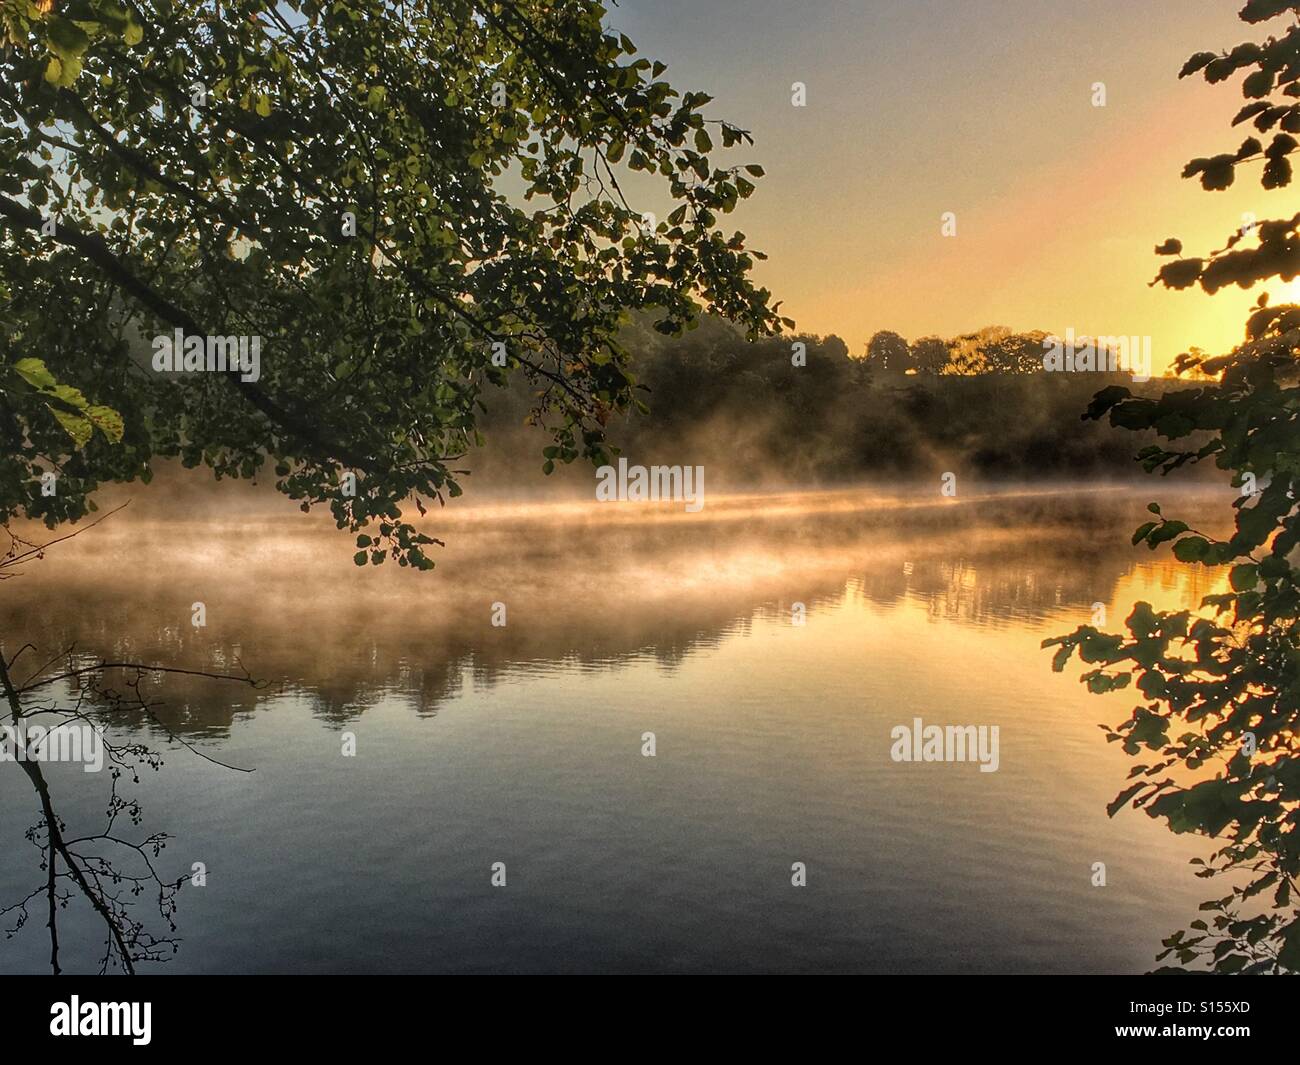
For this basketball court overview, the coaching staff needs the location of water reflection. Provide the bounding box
[0,485,1230,732]
[0,484,1234,974]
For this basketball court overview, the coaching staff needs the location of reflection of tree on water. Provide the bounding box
[2,522,259,973]
[0,487,1228,971]
[0,651,259,972]
[1,488,1229,733]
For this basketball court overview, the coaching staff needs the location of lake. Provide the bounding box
[0,483,1232,973]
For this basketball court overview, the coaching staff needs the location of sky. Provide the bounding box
[607,0,1293,373]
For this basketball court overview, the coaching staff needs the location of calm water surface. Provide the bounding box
[0,484,1231,973]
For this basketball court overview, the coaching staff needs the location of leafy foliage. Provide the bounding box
[910,334,950,375]
[866,329,913,373]
[0,0,785,567]
[1156,3,1300,293]
[1046,1,1300,974]
[862,326,1062,376]
[942,326,1051,375]
[12,356,123,449]
[488,312,1181,485]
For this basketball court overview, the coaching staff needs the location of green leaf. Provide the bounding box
[13,357,57,390]
[1087,671,1131,694]
[43,53,81,87]
[1279,919,1300,971]
[1131,521,1157,545]
[47,405,92,449]
[1172,535,1210,562]
[83,405,124,443]
[46,382,90,410]
[45,16,91,61]
[1229,563,1258,591]
[1107,782,1146,817]
[1148,520,1189,548]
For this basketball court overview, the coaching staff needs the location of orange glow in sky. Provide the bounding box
[612,0,1292,375]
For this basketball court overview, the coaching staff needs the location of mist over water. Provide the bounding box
[0,481,1232,973]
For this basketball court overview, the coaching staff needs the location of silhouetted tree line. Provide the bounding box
[475,313,1204,483]
[868,325,1053,375]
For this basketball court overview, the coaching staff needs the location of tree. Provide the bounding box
[0,0,787,568]
[866,329,912,373]
[910,335,950,375]
[0,514,264,973]
[0,0,787,973]
[1045,0,1300,973]
[981,330,1049,375]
